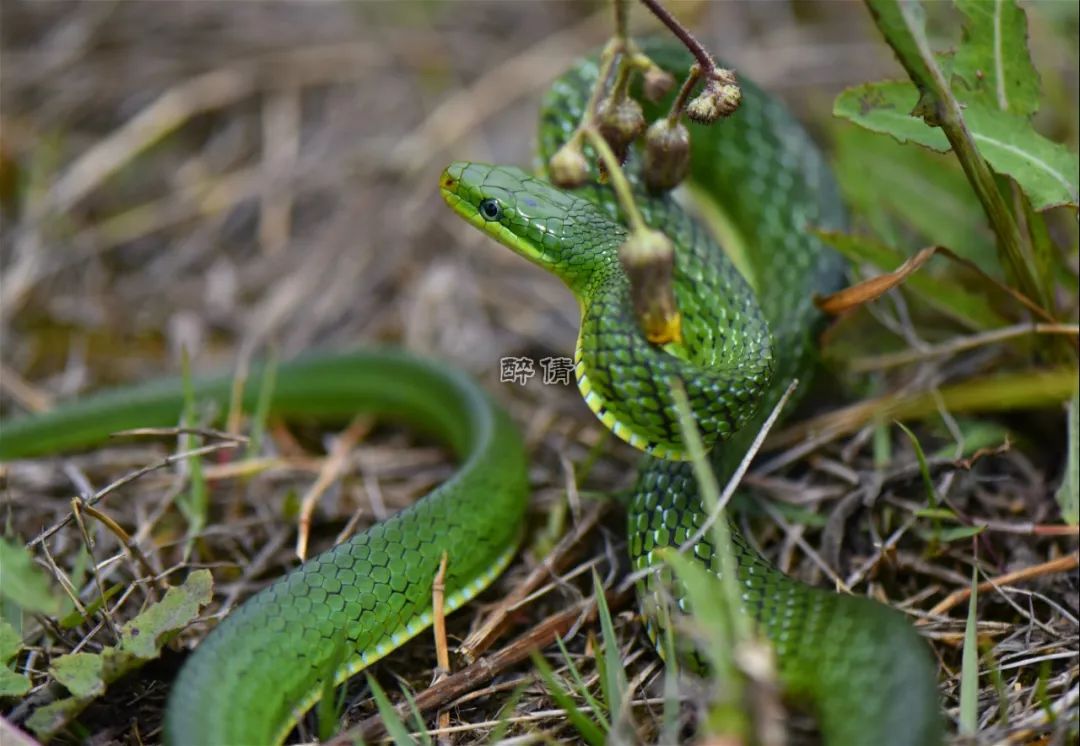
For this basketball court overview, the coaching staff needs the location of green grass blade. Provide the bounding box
[1056,387,1079,525]
[316,634,348,743]
[531,650,606,746]
[178,348,207,551]
[365,674,416,746]
[400,684,433,746]
[555,637,606,726]
[593,571,626,728]
[247,350,278,457]
[959,565,980,735]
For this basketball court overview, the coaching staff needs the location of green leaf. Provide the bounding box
[0,666,31,697]
[832,124,995,267]
[964,102,1080,209]
[25,571,214,740]
[117,569,212,660]
[0,619,21,664]
[1057,388,1079,525]
[0,537,63,616]
[51,652,105,699]
[835,81,1078,210]
[813,229,1006,330]
[834,81,949,151]
[0,619,30,697]
[952,0,1040,117]
[25,696,86,736]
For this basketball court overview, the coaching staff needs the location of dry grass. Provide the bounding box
[1,2,1077,745]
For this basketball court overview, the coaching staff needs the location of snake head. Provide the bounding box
[440,162,623,297]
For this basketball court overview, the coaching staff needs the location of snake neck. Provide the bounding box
[572,234,773,459]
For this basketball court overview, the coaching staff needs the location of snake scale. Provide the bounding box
[0,40,941,745]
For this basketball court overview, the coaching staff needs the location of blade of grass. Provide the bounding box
[959,565,980,735]
[555,637,607,725]
[897,422,944,548]
[669,379,751,642]
[531,650,606,746]
[1056,387,1079,525]
[399,685,433,746]
[365,675,415,746]
[247,351,278,457]
[178,348,207,555]
[594,569,627,728]
[317,633,349,743]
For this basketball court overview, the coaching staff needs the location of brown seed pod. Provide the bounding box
[548,141,590,188]
[618,228,682,345]
[643,66,676,103]
[597,95,646,162]
[685,69,742,124]
[643,119,691,192]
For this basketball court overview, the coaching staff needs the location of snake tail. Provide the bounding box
[0,351,528,745]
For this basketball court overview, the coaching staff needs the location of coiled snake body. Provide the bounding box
[0,41,941,745]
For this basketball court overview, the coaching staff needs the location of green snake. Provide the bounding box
[0,41,941,745]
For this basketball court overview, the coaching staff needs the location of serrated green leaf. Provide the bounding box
[1057,388,1079,525]
[813,229,1006,330]
[51,652,105,699]
[834,81,950,152]
[964,102,1079,209]
[0,537,63,616]
[117,569,212,660]
[953,0,1040,117]
[835,81,1078,209]
[26,571,214,739]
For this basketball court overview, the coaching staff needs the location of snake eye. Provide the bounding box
[478,198,502,221]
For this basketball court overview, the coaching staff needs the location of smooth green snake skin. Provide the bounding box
[0,353,528,745]
[0,40,942,745]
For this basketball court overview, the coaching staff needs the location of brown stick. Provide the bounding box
[923,552,1079,618]
[459,500,608,660]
